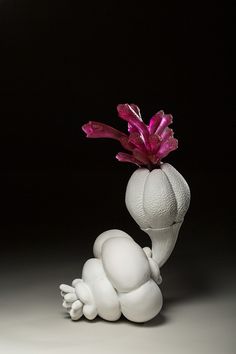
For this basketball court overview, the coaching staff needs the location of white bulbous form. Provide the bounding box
[60,163,190,323]
[60,229,162,323]
[125,163,190,266]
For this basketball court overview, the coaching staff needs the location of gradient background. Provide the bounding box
[0,2,235,353]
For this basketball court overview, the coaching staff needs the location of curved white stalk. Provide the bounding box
[142,222,182,267]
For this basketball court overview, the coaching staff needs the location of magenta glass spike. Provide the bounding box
[161,127,174,142]
[82,121,126,140]
[129,104,142,119]
[82,121,132,151]
[132,148,150,165]
[155,114,173,136]
[156,137,178,160]
[148,134,162,154]
[117,104,150,148]
[116,152,140,165]
[128,132,146,152]
[148,111,164,135]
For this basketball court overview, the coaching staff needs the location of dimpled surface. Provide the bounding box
[143,168,177,228]
[125,163,190,229]
[125,168,150,228]
[161,163,190,222]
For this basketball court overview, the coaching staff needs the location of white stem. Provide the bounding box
[142,221,183,267]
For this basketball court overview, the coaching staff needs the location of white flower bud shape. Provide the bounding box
[125,163,190,266]
[161,163,190,223]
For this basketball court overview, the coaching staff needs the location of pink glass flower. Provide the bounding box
[82,104,178,169]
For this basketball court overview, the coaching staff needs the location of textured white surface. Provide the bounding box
[125,164,190,266]
[161,163,191,223]
[60,229,162,323]
[126,163,190,229]
[143,168,177,228]
[60,165,190,322]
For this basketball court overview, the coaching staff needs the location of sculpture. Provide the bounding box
[60,104,190,323]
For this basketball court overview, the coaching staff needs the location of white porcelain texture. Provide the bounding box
[60,229,162,323]
[125,163,190,266]
[60,163,190,323]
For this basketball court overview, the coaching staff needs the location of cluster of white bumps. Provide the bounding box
[60,230,162,322]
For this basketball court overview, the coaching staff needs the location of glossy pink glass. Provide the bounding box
[82,104,178,168]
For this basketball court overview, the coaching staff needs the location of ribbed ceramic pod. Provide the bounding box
[125,163,190,267]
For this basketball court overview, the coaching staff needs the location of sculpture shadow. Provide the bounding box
[160,255,213,311]
[144,254,215,326]
[67,314,168,327]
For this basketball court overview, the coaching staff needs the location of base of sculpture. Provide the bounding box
[60,229,163,323]
[60,163,190,323]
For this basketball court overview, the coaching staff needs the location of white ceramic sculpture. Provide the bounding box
[60,163,190,323]
[60,104,190,323]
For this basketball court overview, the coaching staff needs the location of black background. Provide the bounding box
[0,2,234,265]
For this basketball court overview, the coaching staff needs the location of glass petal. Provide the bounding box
[117,104,150,148]
[155,114,173,135]
[157,137,178,160]
[116,152,140,165]
[148,111,164,134]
